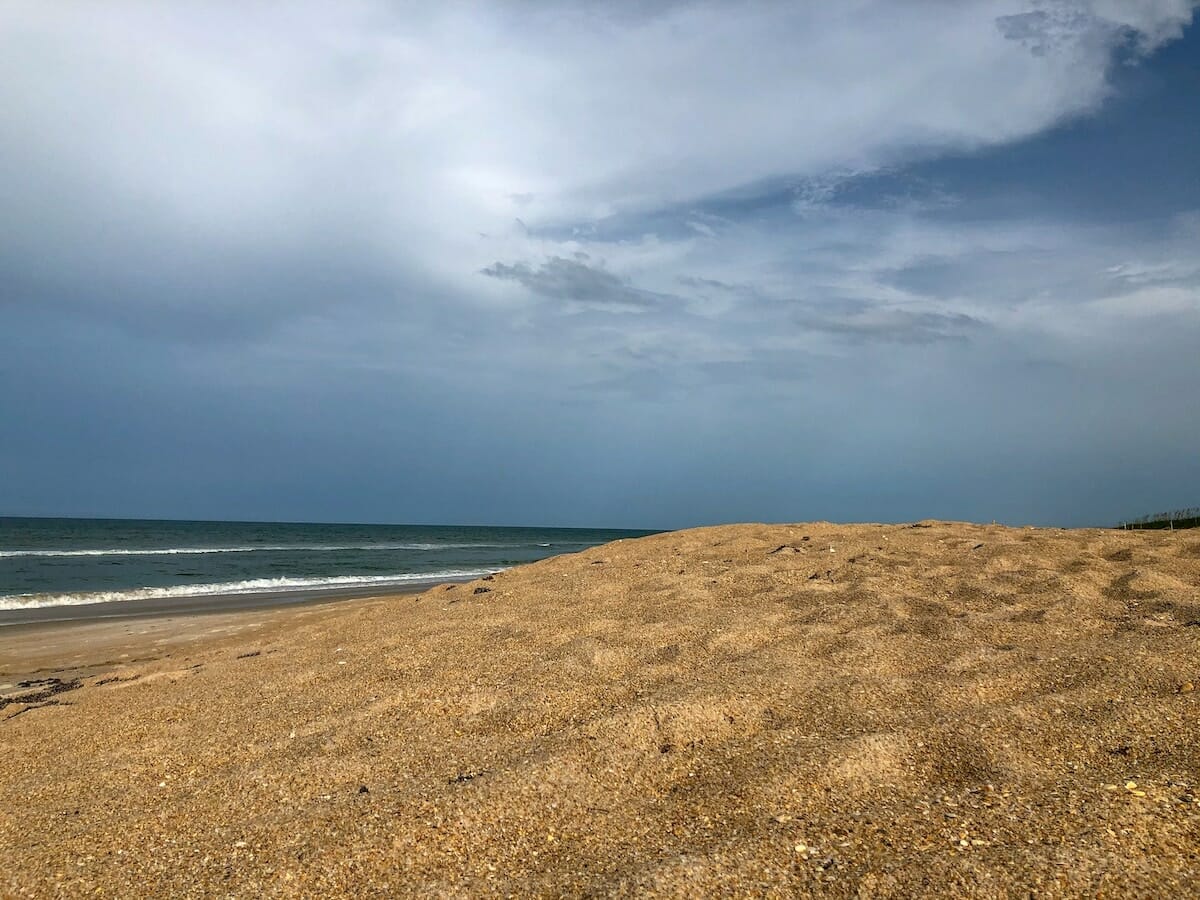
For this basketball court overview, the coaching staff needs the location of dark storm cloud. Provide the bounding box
[0,239,404,343]
[673,271,984,344]
[997,2,1192,57]
[677,275,743,292]
[996,9,1118,57]
[480,257,673,309]
[796,306,984,344]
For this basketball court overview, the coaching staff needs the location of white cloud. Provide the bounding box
[3,2,1193,253]
[0,0,1196,383]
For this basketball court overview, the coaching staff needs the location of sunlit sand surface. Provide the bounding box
[2,522,1198,896]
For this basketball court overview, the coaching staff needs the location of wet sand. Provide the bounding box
[0,594,413,696]
[0,576,484,628]
[1,521,1198,896]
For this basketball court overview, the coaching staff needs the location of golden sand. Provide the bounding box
[1,522,1198,897]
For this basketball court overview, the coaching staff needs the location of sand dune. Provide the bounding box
[2,522,1198,896]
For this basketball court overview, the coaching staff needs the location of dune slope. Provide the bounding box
[1,522,1199,897]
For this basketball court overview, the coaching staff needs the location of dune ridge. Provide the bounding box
[1,521,1198,897]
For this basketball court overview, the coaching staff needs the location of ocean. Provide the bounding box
[0,517,655,621]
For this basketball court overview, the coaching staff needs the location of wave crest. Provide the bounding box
[0,570,498,610]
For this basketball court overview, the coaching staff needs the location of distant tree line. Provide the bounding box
[1117,507,1200,530]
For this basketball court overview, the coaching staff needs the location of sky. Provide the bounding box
[1,0,1198,530]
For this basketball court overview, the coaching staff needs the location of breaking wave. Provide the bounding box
[0,570,498,610]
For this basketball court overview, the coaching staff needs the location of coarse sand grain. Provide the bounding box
[1,521,1198,897]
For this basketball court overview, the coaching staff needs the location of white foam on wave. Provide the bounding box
[0,543,535,558]
[0,569,499,610]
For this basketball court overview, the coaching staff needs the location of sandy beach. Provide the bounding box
[2,521,1198,897]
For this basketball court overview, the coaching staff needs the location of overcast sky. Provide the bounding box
[2,1,1198,529]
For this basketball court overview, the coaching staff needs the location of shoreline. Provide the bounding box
[0,589,418,698]
[0,574,482,628]
[0,577,482,697]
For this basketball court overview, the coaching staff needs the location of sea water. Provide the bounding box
[0,517,654,615]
